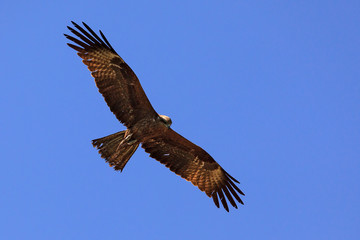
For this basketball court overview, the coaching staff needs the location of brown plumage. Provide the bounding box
[65,21,245,211]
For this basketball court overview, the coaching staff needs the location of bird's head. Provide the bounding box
[159,114,172,128]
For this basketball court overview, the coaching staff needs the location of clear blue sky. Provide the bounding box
[1,1,359,239]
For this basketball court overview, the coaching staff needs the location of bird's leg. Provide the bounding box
[116,131,136,152]
[110,132,132,160]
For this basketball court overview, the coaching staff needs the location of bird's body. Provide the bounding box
[65,22,245,211]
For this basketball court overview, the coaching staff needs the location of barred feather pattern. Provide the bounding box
[141,128,244,212]
[64,21,157,128]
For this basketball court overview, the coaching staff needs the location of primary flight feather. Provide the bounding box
[65,21,245,211]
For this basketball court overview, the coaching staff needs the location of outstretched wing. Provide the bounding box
[141,128,245,212]
[65,22,157,128]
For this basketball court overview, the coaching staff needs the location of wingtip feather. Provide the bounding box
[212,192,220,208]
[218,190,229,212]
[223,186,238,209]
[67,43,84,52]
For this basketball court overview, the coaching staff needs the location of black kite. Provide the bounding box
[65,22,245,211]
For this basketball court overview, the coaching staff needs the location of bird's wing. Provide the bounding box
[65,22,157,128]
[141,128,244,211]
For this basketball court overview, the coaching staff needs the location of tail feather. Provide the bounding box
[92,130,139,171]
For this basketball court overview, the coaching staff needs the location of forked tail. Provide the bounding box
[92,130,139,171]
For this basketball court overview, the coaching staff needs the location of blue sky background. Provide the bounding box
[1,1,359,239]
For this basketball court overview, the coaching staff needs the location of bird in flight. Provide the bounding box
[65,22,244,211]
